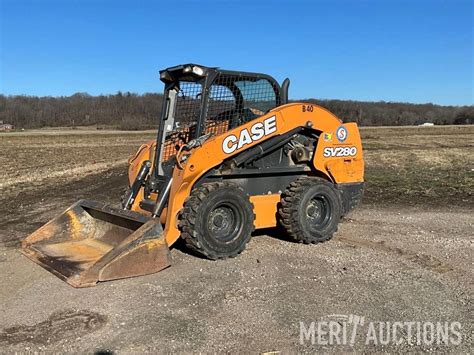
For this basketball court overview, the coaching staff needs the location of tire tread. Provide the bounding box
[179,182,255,260]
[278,177,340,244]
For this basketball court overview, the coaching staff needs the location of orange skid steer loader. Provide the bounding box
[22,64,364,287]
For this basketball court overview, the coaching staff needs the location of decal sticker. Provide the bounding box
[323,133,333,142]
[336,126,348,142]
[323,146,357,158]
[222,116,277,154]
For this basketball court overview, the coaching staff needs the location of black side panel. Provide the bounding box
[199,129,315,196]
[203,170,306,195]
[337,182,364,215]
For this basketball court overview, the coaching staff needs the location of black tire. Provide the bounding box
[279,177,341,244]
[179,182,255,260]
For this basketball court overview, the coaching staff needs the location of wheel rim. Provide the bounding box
[306,194,331,231]
[207,202,242,243]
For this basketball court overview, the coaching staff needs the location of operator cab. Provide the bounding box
[157,64,290,165]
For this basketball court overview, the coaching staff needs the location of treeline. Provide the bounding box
[302,99,473,126]
[0,92,472,129]
[0,92,164,130]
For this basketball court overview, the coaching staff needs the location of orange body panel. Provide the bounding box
[250,194,280,229]
[313,122,364,183]
[128,103,364,246]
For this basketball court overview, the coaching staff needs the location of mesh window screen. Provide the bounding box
[207,84,236,122]
[205,75,277,131]
[162,75,278,161]
[174,81,202,126]
[235,79,276,115]
[162,81,202,161]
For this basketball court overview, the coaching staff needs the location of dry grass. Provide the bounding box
[0,132,155,190]
[1,125,472,206]
[361,125,474,206]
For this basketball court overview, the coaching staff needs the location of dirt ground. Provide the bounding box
[0,126,472,352]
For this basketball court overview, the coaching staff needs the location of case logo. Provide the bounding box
[336,126,348,142]
[222,116,277,154]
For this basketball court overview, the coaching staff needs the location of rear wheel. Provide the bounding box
[179,182,255,259]
[279,177,341,243]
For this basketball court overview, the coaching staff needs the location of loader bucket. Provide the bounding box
[21,200,171,287]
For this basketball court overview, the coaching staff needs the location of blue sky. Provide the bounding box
[1,0,472,105]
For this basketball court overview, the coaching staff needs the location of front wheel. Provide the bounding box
[279,177,341,244]
[179,182,255,259]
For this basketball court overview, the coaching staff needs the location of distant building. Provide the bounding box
[419,122,434,127]
[0,123,14,131]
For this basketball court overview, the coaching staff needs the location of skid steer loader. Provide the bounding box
[22,64,364,287]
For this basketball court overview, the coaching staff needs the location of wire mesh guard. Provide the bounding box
[162,81,201,160]
[161,76,278,161]
[174,81,202,125]
[207,76,277,126]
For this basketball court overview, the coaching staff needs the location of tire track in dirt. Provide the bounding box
[0,159,128,189]
[338,235,455,274]
[0,310,107,345]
